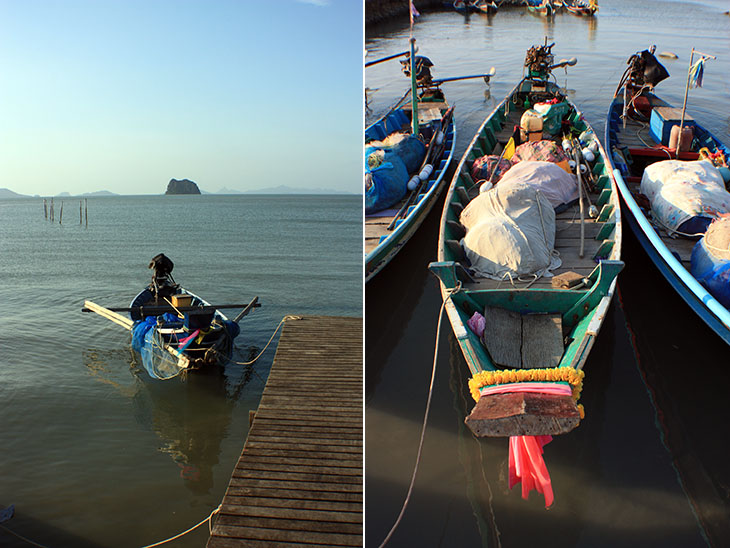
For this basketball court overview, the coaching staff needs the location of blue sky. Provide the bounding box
[0,0,363,195]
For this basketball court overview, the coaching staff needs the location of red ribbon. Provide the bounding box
[508,435,554,508]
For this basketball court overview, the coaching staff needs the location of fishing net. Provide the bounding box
[132,315,187,380]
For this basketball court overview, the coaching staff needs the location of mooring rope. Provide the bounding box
[378,283,461,548]
[0,505,223,548]
[140,504,222,548]
[230,315,302,366]
[0,524,51,548]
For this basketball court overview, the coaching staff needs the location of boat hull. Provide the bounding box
[431,76,623,437]
[365,101,456,282]
[129,288,239,378]
[606,92,730,344]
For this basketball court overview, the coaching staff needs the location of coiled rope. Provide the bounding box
[378,283,461,547]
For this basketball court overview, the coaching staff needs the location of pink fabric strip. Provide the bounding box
[478,382,572,397]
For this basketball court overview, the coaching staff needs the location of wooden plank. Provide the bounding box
[521,313,563,368]
[482,306,522,368]
[210,525,361,547]
[221,494,361,513]
[215,515,361,535]
[208,315,363,547]
[217,504,362,525]
[84,300,134,330]
[225,485,362,503]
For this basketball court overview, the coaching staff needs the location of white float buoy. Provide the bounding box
[419,164,434,181]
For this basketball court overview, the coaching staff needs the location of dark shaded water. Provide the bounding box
[0,194,361,547]
[366,1,730,546]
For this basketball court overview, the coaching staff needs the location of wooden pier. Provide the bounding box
[208,315,363,547]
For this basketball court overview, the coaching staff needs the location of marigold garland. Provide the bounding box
[468,367,585,404]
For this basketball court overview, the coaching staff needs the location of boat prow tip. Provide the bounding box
[465,391,581,437]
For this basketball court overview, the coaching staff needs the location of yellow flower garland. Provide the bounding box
[468,367,585,418]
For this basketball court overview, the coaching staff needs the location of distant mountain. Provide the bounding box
[242,185,355,195]
[216,187,244,194]
[0,188,28,199]
[80,190,118,196]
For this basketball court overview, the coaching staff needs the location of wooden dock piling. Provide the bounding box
[207,315,363,547]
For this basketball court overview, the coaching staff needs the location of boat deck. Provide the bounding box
[613,113,698,268]
[207,315,363,548]
[455,107,616,292]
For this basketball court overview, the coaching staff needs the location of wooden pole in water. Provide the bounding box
[59,201,63,224]
[80,200,83,225]
[44,199,47,219]
[50,198,54,222]
[85,198,88,227]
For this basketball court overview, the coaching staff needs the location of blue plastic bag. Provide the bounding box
[365,150,409,214]
[690,237,730,307]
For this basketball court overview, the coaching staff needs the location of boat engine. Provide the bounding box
[148,253,179,300]
[524,42,555,80]
[625,48,669,92]
[401,54,434,86]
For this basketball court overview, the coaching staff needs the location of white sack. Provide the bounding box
[460,180,561,280]
[640,159,730,235]
[498,161,579,209]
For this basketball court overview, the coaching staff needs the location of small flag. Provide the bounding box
[410,1,420,23]
[503,137,516,160]
[689,57,706,88]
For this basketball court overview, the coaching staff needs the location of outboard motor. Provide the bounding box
[524,42,555,80]
[148,253,179,300]
[401,55,434,86]
[626,48,669,91]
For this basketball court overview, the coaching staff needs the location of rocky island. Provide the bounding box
[165,178,201,195]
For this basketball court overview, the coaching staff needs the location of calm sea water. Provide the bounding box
[366,1,730,547]
[0,194,361,547]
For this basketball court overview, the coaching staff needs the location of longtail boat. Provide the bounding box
[84,254,259,379]
[606,47,730,344]
[473,0,499,14]
[526,0,556,16]
[429,41,623,506]
[563,0,597,16]
[365,53,456,282]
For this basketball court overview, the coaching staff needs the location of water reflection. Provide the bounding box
[619,230,730,546]
[587,15,597,41]
[84,345,260,496]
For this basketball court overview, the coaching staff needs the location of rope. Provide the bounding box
[140,504,222,548]
[230,315,301,366]
[0,524,51,548]
[378,283,461,547]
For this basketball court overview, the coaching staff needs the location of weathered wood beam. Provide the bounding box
[465,392,581,437]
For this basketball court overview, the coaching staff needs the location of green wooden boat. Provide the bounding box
[430,43,623,439]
